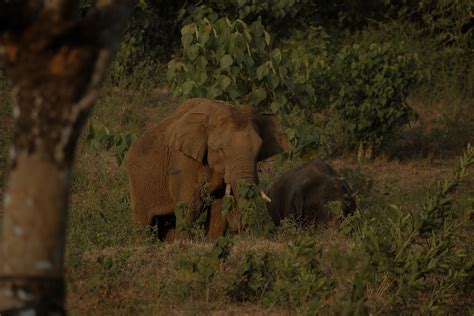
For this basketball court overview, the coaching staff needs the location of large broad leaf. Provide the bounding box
[264,31,271,46]
[220,54,234,69]
[198,71,208,85]
[250,21,264,38]
[181,25,195,48]
[207,84,223,99]
[181,80,195,96]
[186,44,200,61]
[256,64,269,80]
[218,75,232,90]
[269,73,280,89]
[251,87,267,106]
[270,102,282,113]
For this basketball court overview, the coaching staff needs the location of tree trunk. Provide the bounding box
[0,0,131,314]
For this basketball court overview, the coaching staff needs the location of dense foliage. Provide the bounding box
[167,16,315,114]
[82,0,472,158]
[329,42,423,155]
[156,145,474,313]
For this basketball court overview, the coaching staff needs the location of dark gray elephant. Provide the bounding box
[265,159,356,226]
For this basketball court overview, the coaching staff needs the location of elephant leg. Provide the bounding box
[152,214,177,242]
[163,228,176,242]
[207,199,227,240]
[169,153,204,240]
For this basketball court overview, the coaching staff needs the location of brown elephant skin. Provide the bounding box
[127,98,288,241]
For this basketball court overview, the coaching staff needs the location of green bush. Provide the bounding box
[161,237,234,302]
[228,236,334,308]
[277,26,333,157]
[353,2,473,102]
[341,144,474,312]
[236,180,275,236]
[107,2,184,88]
[180,0,309,30]
[385,0,472,40]
[329,42,424,158]
[167,15,315,113]
[85,120,137,166]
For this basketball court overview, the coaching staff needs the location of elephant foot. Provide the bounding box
[151,214,177,242]
[163,228,176,242]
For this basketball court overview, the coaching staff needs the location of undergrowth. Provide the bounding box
[152,144,473,314]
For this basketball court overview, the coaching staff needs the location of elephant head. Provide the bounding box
[165,99,288,231]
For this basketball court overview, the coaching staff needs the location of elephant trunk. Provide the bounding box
[227,156,258,193]
[225,158,257,232]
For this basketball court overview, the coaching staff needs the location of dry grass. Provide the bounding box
[1,81,473,314]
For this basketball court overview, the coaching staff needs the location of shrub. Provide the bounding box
[236,180,275,237]
[341,144,474,312]
[167,15,315,113]
[329,42,424,159]
[228,236,334,308]
[85,120,137,166]
[181,0,309,30]
[161,237,234,302]
[107,1,184,88]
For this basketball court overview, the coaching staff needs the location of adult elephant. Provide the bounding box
[266,159,356,226]
[127,98,288,241]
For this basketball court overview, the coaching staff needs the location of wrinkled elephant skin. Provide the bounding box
[127,98,288,241]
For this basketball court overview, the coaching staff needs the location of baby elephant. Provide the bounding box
[266,159,356,226]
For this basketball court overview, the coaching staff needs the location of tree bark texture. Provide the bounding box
[0,0,131,314]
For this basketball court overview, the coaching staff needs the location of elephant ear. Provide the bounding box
[258,113,289,161]
[166,112,208,162]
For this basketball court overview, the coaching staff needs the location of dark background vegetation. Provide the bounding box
[1,0,473,314]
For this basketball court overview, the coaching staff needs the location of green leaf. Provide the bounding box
[199,31,210,46]
[181,80,195,96]
[242,55,255,70]
[218,75,232,90]
[198,71,208,85]
[181,34,194,49]
[264,31,271,46]
[270,102,282,113]
[286,128,296,141]
[251,87,267,105]
[269,73,280,88]
[271,49,282,64]
[222,196,235,215]
[220,54,234,69]
[250,21,264,38]
[207,84,223,99]
[256,64,269,80]
[186,44,200,61]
